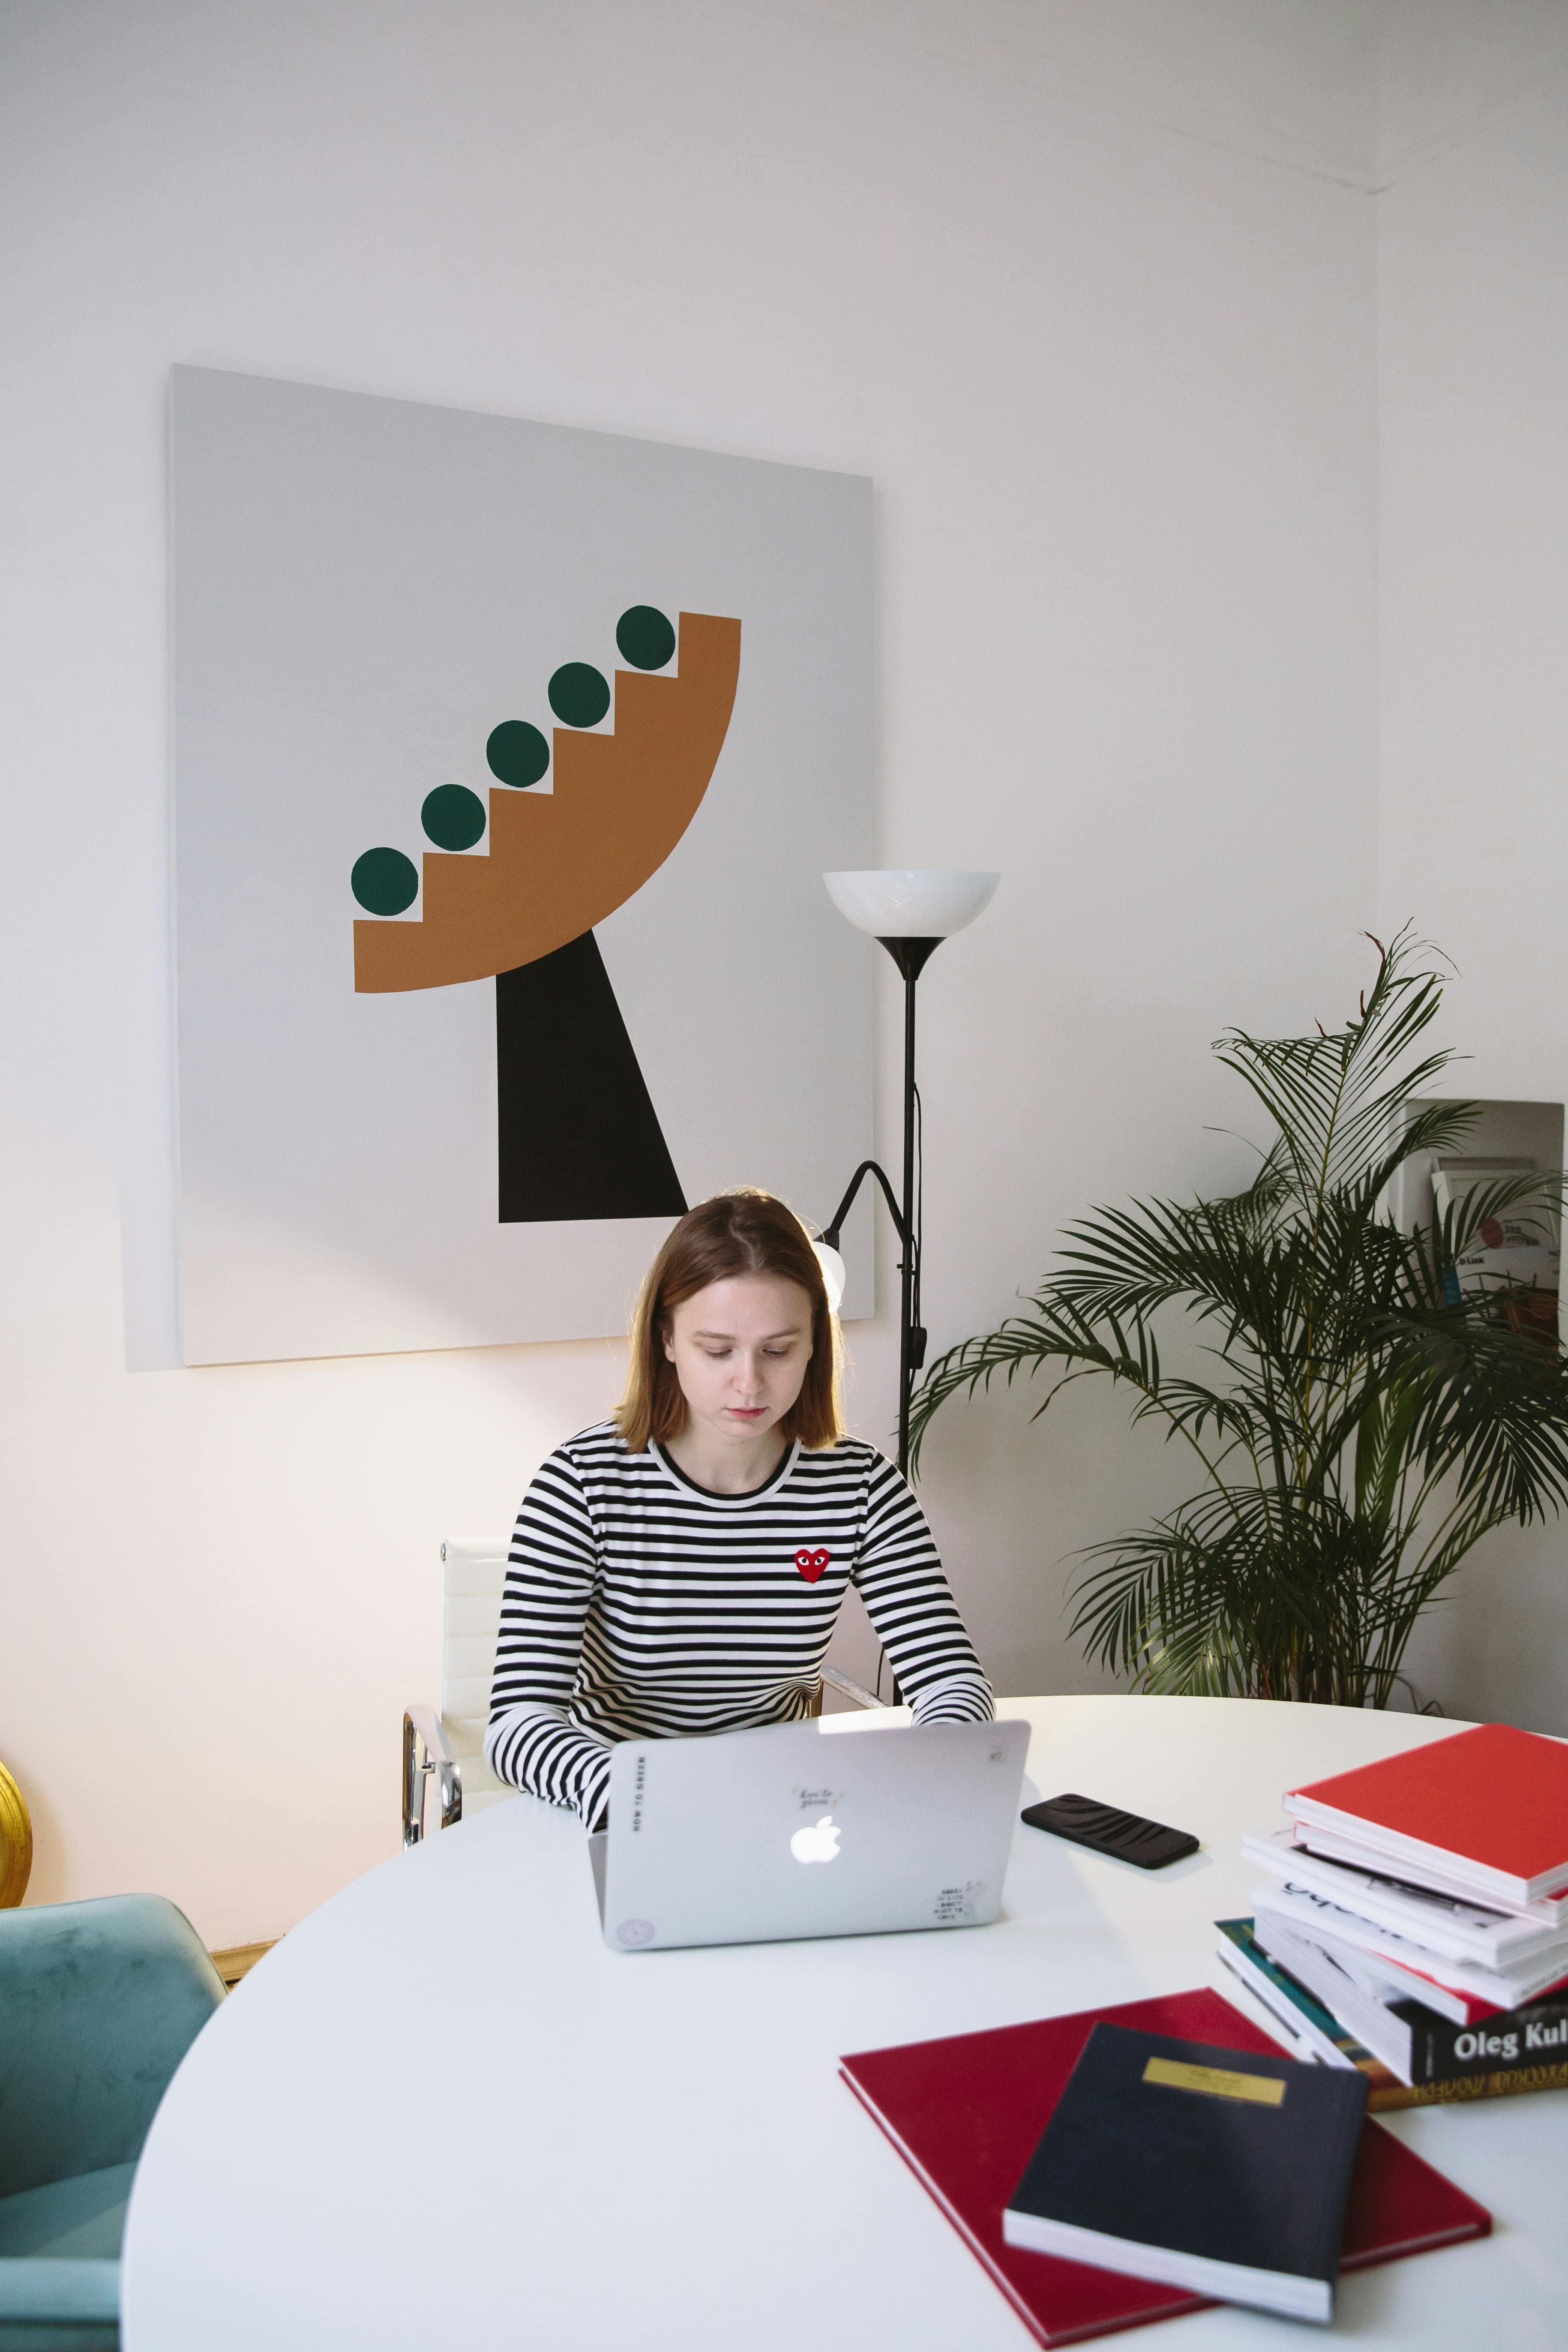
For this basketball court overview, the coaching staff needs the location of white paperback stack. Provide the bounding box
[1240,1725,1568,2091]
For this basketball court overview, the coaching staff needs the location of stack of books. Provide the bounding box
[1213,1722,1568,2106]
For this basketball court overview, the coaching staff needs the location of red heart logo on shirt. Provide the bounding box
[795,1548,830,1583]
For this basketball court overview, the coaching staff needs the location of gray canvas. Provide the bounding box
[170,368,873,1364]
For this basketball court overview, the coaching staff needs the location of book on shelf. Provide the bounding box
[1250,1879,1568,2013]
[1244,1824,1568,1970]
[1432,1157,1559,1338]
[1001,2023,1368,2325]
[1284,1723,1568,1907]
[1252,1911,1568,2091]
[839,1986,1490,2348]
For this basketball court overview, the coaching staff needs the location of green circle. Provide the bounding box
[351,847,419,916]
[616,606,676,671]
[486,720,550,788]
[548,662,611,728]
[422,783,486,852]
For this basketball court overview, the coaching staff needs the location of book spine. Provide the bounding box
[1394,2056,1568,2105]
[1213,1950,1418,2110]
[1365,2080,1422,2112]
[1212,1946,1353,2068]
[1407,2001,1568,2085]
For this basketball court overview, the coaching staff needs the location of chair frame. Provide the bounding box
[402,1707,461,1847]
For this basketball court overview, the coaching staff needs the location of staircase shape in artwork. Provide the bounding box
[350,607,742,1225]
[354,612,743,994]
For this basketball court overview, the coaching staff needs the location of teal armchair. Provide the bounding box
[0,1895,226,2350]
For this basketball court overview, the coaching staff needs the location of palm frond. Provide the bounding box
[1214,929,1456,1212]
[911,930,1568,1705]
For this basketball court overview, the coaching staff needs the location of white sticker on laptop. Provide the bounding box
[933,1880,984,1922]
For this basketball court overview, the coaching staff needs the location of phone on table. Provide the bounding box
[1021,1792,1198,1870]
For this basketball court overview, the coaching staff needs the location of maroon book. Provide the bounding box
[840,1988,1490,2347]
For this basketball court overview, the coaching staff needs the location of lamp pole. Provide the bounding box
[821,933,939,1477]
[819,872,998,1706]
[819,872,998,1492]
[887,936,939,1473]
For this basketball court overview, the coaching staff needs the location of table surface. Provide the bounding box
[122,1696,1568,2349]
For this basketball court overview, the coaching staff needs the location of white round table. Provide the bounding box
[121,1697,1568,2348]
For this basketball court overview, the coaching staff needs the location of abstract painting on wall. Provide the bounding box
[170,368,873,1364]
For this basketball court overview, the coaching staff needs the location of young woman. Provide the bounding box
[485,1190,992,1827]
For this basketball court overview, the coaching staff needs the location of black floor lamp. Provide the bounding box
[816,870,1000,1479]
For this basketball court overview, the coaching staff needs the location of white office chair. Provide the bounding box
[402,1536,883,1844]
[402,1537,514,1845]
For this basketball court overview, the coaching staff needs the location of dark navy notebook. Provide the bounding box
[1003,2023,1368,2325]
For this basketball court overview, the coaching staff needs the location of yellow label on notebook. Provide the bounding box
[1143,2056,1286,2106]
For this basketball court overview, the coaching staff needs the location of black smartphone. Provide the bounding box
[1020,1792,1198,1869]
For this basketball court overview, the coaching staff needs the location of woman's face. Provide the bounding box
[663,1274,815,1449]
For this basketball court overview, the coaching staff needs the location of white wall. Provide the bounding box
[0,0,1380,1944]
[1377,0,1568,1733]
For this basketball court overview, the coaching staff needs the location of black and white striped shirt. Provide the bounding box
[485,1420,992,1825]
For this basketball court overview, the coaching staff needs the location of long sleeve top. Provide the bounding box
[484,1419,993,1827]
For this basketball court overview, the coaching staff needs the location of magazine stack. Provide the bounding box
[1213,1723,1568,2106]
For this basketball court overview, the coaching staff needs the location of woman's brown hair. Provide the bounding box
[617,1190,843,1454]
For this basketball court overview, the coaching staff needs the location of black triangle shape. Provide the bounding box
[496,931,688,1224]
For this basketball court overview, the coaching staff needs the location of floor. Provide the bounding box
[210,1940,275,1989]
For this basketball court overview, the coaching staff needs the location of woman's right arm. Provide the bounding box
[484,1447,612,1829]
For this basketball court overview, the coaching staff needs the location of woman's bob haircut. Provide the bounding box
[617,1190,843,1455]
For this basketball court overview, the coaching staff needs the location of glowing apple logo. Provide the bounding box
[790,1813,842,1865]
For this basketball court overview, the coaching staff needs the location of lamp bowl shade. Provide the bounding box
[823,870,999,939]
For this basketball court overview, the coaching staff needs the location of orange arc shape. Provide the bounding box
[354,611,742,992]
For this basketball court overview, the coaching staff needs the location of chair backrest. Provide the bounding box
[0,1893,225,2197]
[441,1536,510,1740]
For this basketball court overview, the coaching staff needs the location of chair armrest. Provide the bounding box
[403,1706,463,1845]
[821,1666,882,1712]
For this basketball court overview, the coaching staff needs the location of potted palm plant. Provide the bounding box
[911,933,1568,1705]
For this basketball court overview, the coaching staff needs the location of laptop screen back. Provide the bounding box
[598,1716,1028,1951]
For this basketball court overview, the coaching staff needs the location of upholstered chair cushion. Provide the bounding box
[0,1895,225,2199]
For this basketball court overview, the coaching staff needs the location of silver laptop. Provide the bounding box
[588,1715,1029,1952]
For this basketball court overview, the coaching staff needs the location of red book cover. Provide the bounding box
[1287,1724,1568,1898]
[840,1989,1490,2348]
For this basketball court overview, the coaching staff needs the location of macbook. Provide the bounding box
[588,1714,1029,1952]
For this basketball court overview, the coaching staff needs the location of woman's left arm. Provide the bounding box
[851,1455,993,1722]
